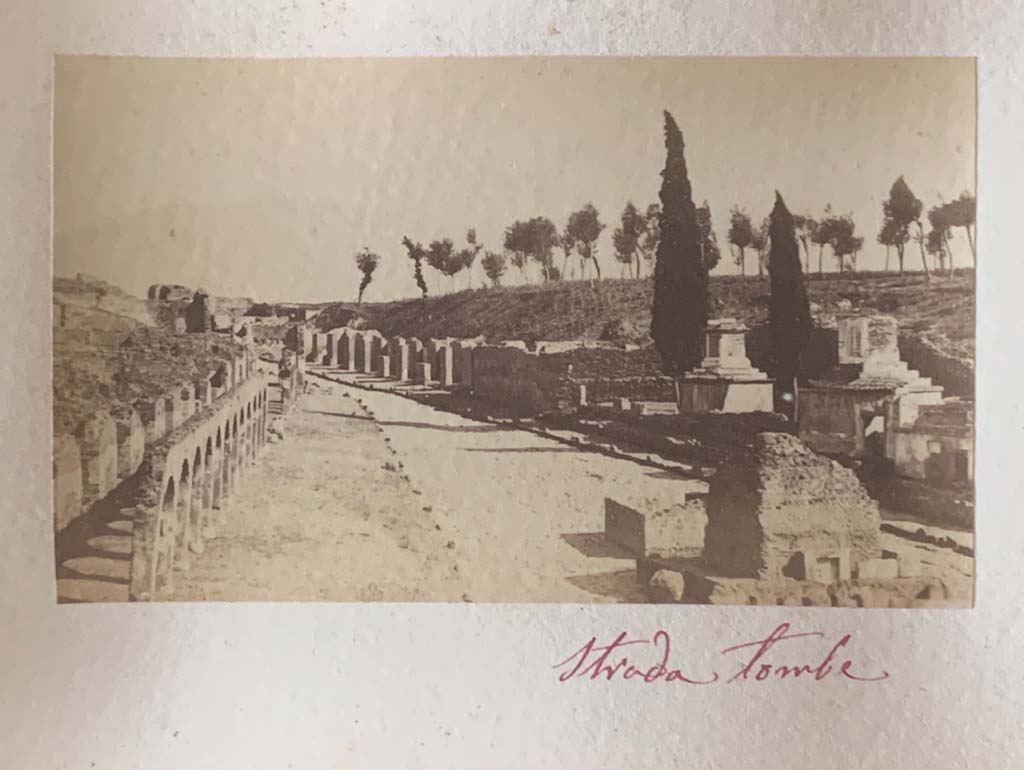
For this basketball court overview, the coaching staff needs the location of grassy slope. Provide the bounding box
[318,270,975,362]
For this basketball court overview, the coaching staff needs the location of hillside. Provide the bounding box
[315,270,975,364]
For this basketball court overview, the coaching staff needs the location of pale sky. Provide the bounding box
[54,56,976,303]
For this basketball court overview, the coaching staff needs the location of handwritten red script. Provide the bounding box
[553,623,889,685]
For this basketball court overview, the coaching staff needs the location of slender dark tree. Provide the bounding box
[767,192,812,417]
[650,110,708,390]
[401,236,429,298]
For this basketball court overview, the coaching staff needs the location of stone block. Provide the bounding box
[678,379,774,414]
[451,340,478,386]
[614,397,632,412]
[604,492,707,559]
[377,354,391,378]
[857,557,899,580]
[415,361,433,385]
[704,433,883,579]
[631,401,679,416]
[388,337,410,381]
[796,549,852,584]
[898,553,922,578]
[338,330,356,371]
[648,569,686,603]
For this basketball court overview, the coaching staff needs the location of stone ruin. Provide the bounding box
[797,314,971,483]
[603,432,956,607]
[184,289,214,333]
[678,319,774,414]
[701,432,883,581]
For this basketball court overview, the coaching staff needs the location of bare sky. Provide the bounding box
[54,56,976,303]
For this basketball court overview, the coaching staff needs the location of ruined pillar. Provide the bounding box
[451,340,478,387]
[415,361,433,385]
[338,330,356,371]
[53,434,83,532]
[76,411,119,506]
[388,337,410,381]
[112,406,146,482]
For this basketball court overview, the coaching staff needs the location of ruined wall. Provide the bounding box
[471,342,662,413]
[471,346,578,413]
[129,374,271,600]
[703,433,882,580]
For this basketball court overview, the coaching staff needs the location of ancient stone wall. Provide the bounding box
[702,433,882,580]
[129,374,270,600]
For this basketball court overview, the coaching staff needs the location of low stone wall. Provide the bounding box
[579,376,676,405]
[472,342,661,414]
[129,374,271,600]
[471,345,578,413]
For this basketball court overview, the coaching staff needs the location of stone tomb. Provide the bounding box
[799,315,945,458]
[702,432,883,581]
[678,319,774,413]
[605,483,708,560]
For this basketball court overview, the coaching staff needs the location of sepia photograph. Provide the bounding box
[52,56,975,607]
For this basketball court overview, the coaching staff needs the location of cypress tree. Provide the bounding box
[767,191,812,415]
[650,110,708,384]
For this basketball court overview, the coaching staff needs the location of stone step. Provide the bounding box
[57,577,130,603]
[62,555,131,582]
[86,534,132,556]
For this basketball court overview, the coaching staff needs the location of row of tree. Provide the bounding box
[351,170,975,304]
[878,179,976,279]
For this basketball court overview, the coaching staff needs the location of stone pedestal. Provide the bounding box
[679,319,774,413]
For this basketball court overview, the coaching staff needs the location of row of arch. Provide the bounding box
[143,382,270,596]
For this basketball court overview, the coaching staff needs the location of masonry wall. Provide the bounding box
[703,432,882,580]
[129,374,270,600]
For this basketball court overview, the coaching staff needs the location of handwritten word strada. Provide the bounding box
[553,623,889,685]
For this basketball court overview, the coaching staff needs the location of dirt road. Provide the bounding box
[170,382,472,602]
[171,376,706,603]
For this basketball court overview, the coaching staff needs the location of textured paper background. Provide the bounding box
[2,2,1022,768]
